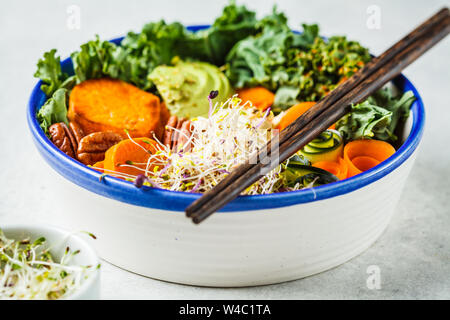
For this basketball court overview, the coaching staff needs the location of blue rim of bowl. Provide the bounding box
[27,25,425,212]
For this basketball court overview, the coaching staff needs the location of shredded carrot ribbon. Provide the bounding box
[343,139,395,177]
[313,157,348,180]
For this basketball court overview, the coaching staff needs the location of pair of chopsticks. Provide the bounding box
[186,8,450,224]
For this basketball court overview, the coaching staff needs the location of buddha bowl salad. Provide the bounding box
[34,2,415,195]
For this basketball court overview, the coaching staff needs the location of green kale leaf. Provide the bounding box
[178,1,258,65]
[225,9,300,90]
[119,21,188,90]
[336,89,415,142]
[225,16,371,113]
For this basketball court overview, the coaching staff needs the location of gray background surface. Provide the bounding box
[1,0,449,299]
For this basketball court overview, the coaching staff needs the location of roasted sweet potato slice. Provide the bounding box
[156,102,170,139]
[68,78,164,139]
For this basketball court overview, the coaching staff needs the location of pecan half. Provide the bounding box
[69,121,85,145]
[49,122,77,158]
[77,132,123,165]
[176,120,192,152]
[171,117,187,152]
[171,118,186,151]
[161,116,194,152]
[162,115,178,148]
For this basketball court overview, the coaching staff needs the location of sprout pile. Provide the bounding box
[119,96,298,195]
[0,229,98,300]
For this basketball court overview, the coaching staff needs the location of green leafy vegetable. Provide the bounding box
[33,1,262,133]
[180,1,258,65]
[32,1,381,140]
[226,9,311,90]
[71,36,120,83]
[36,88,69,134]
[34,49,69,97]
[114,2,258,88]
[274,35,370,111]
[225,14,371,113]
[119,21,188,90]
[336,89,415,142]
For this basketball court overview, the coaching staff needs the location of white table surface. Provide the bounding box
[1,0,449,299]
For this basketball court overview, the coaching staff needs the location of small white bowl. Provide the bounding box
[1,224,101,300]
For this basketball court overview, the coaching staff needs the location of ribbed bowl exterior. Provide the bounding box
[49,151,416,287]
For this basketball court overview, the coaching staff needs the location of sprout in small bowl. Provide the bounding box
[0,225,100,300]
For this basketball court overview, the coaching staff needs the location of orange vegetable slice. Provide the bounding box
[237,87,275,111]
[312,157,348,180]
[103,138,161,178]
[343,139,396,177]
[92,161,104,173]
[278,101,337,131]
[277,102,316,131]
[337,76,348,85]
[68,78,165,140]
[351,156,381,172]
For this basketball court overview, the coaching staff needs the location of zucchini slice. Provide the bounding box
[299,129,343,163]
[284,163,339,188]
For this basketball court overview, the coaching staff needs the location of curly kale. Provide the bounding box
[225,15,371,112]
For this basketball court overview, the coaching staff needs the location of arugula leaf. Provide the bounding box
[34,49,68,97]
[336,89,415,142]
[336,101,393,141]
[36,88,69,134]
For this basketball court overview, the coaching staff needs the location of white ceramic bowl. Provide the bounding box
[1,225,101,299]
[27,28,425,287]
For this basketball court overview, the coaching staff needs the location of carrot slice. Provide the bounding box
[92,161,104,173]
[277,102,316,131]
[338,157,349,179]
[237,87,275,111]
[337,76,348,85]
[352,156,380,172]
[103,138,160,178]
[313,157,348,180]
[343,139,396,177]
[278,101,337,131]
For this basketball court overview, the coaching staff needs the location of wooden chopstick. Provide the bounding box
[187,8,450,224]
[186,7,450,218]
